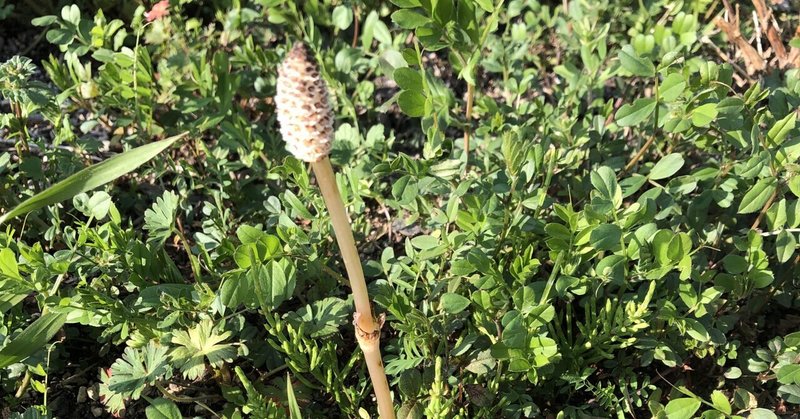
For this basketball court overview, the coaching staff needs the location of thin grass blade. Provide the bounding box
[0,133,187,225]
[0,311,67,368]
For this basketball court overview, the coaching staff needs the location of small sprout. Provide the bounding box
[0,55,36,104]
[0,55,38,154]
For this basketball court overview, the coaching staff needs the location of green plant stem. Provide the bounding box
[494,175,519,260]
[448,1,502,168]
[539,252,565,305]
[258,364,289,382]
[156,381,223,414]
[132,24,152,136]
[43,342,57,410]
[49,273,65,296]
[12,102,30,155]
[464,82,474,165]
[19,30,47,57]
[537,148,558,218]
[175,217,202,282]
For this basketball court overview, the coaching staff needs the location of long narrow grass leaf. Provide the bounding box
[0,311,67,368]
[0,133,187,225]
[286,373,303,419]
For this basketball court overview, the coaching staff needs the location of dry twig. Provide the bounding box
[715,0,766,74]
[752,0,789,67]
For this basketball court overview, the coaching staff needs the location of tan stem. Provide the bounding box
[356,313,393,419]
[363,346,393,418]
[751,188,779,231]
[311,158,373,330]
[15,370,31,398]
[623,135,656,173]
[352,6,360,48]
[310,157,395,419]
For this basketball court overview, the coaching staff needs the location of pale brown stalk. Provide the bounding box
[275,42,395,419]
[310,158,394,419]
[750,188,779,231]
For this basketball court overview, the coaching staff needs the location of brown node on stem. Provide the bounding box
[274,42,333,162]
[353,312,385,351]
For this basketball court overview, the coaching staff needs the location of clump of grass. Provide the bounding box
[274,41,395,419]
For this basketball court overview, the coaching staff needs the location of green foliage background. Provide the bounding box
[1,0,800,418]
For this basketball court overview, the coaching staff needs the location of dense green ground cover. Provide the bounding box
[2,0,800,417]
